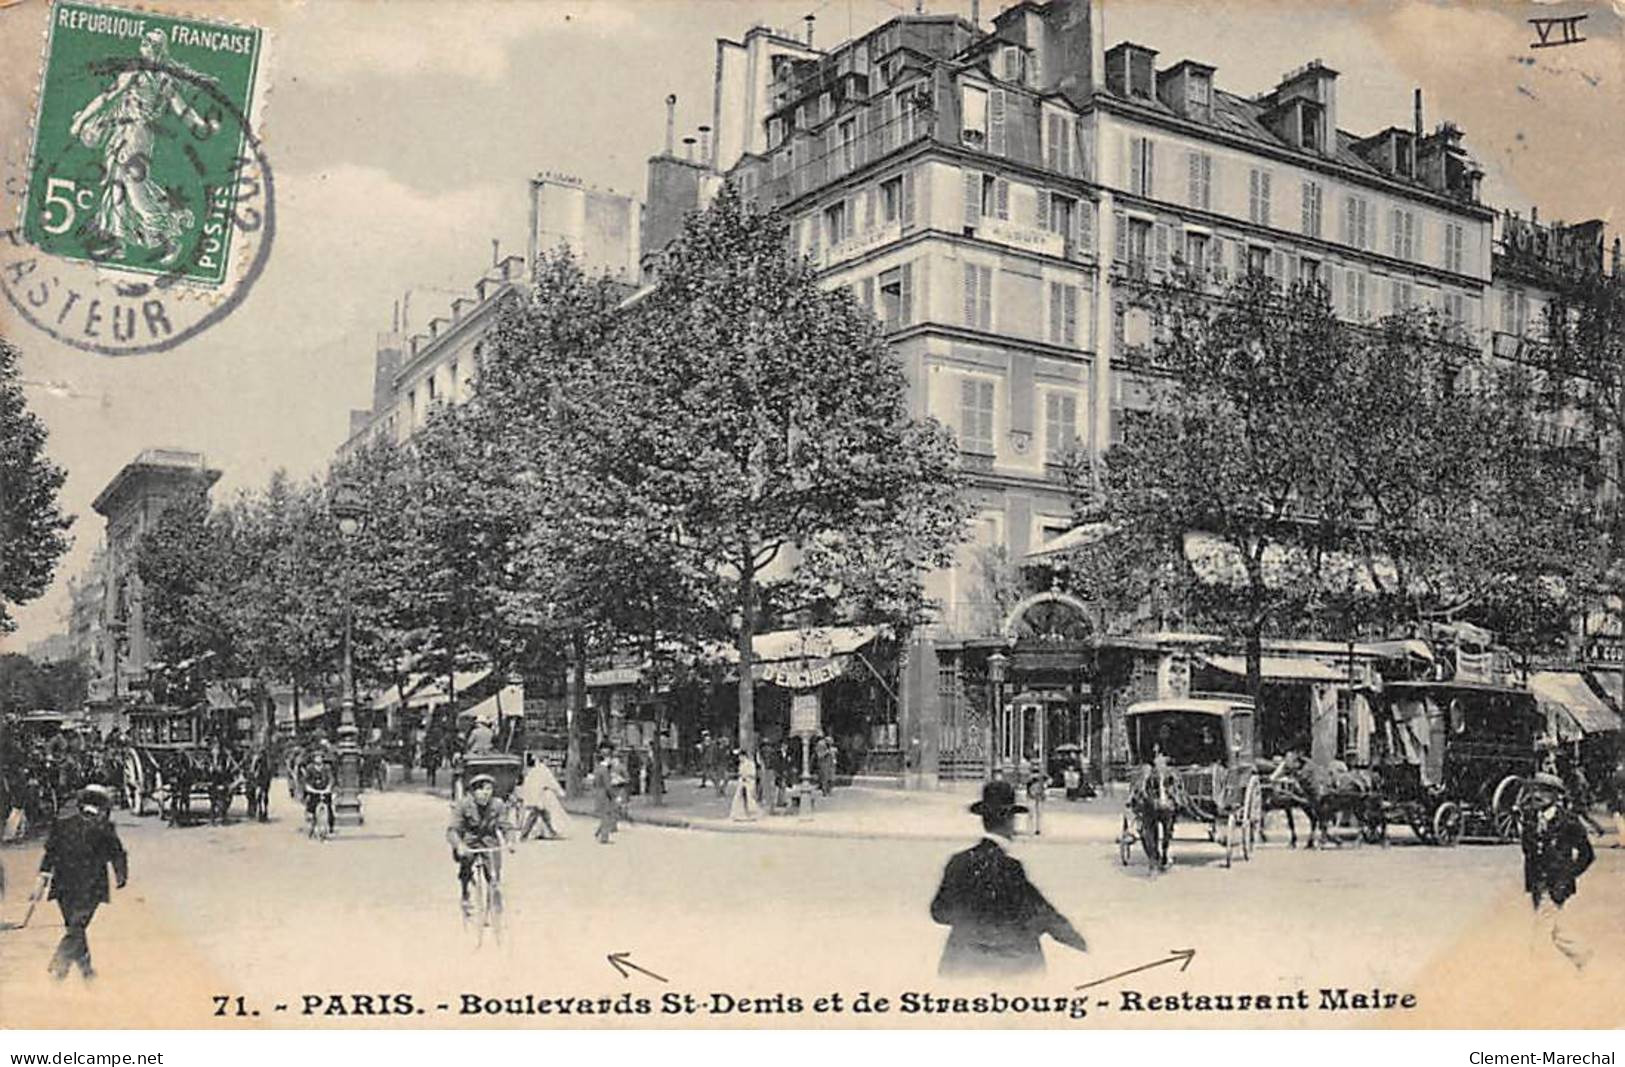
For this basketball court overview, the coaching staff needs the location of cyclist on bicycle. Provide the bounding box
[446,774,508,916]
[302,751,335,836]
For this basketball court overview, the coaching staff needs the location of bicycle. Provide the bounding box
[461,846,505,947]
[305,787,334,841]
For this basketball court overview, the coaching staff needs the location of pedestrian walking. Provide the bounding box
[592,744,619,844]
[1520,773,1595,971]
[34,785,128,981]
[518,754,569,840]
[929,780,1087,977]
[1607,759,1625,850]
[729,748,759,821]
[815,735,835,796]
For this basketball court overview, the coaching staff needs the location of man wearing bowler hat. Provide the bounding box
[930,779,1088,976]
[34,784,128,980]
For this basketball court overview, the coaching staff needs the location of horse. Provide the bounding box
[165,751,197,826]
[1275,757,1386,848]
[245,748,273,822]
[1259,755,1318,848]
[1128,758,1182,870]
[205,747,241,826]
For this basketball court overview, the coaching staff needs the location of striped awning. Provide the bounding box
[1530,671,1622,735]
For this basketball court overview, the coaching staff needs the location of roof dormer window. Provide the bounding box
[1187,72,1212,121]
[1129,51,1154,99]
[1301,106,1323,153]
[1001,45,1024,86]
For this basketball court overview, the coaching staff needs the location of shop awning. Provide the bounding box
[371,670,492,710]
[458,684,524,723]
[1529,671,1622,735]
[701,626,886,688]
[1025,522,1115,560]
[1200,654,1348,684]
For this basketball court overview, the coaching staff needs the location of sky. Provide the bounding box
[1,0,1620,650]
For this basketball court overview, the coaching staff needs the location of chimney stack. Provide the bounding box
[1413,88,1423,138]
[804,13,815,45]
[664,94,677,156]
[698,124,712,168]
[491,238,499,267]
[683,135,696,162]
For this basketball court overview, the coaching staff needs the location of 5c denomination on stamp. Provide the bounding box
[2,0,273,355]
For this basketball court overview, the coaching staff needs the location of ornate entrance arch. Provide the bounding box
[1002,590,1092,643]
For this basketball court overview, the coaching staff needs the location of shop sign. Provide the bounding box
[791,692,821,736]
[1157,653,1191,700]
[761,657,846,689]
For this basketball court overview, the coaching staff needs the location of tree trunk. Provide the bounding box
[1245,621,1265,750]
[566,632,586,798]
[737,557,758,756]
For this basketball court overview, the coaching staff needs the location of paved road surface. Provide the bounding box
[2,789,1620,1028]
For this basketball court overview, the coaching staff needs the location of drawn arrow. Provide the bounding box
[607,952,668,983]
[1075,948,1196,991]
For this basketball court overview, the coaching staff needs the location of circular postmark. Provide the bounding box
[2,15,273,356]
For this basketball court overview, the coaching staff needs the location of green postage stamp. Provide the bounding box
[3,0,273,354]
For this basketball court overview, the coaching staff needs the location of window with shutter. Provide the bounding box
[1113,210,1127,264]
[902,169,916,230]
[1187,151,1212,210]
[990,89,1007,155]
[1048,281,1063,343]
[1035,189,1049,230]
[995,178,1010,220]
[963,170,981,228]
[1301,181,1322,237]
[960,377,996,454]
[1063,285,1078,346]
[1154,223,1169,273]
[1077,201,1094,254]
[1045,392,1078,462]
[900,262,914,325]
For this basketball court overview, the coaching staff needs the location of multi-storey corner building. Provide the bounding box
[658,0,1605,784]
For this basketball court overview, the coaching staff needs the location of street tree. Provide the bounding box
[624,186,967,752]
[1099,273,1355,705]
[474,247,709,793]
[0,339,72,633]
[1535,270,1625,640]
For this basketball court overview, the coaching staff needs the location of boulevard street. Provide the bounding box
[3,786,1621,1029]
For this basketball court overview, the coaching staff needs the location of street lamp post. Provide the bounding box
[986,650,1008,781]
[330,479,367,824]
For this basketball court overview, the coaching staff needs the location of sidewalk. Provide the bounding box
[559,775,1130,845]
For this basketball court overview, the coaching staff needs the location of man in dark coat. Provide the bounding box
[35,785,128,980]
[930,780,1087,977]
[1520,773,1595,970]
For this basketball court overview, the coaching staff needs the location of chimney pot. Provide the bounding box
[804,13,814,46]
[683,135,697,161]
[665,94,677,156]
[1413,88,1423,138]
[699,124,712,167]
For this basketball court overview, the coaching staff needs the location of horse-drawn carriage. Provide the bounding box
[1116,697,1264,870]
[123,704,256,825]
[1367,680,1549,846]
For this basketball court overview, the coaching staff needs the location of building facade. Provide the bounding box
[674,0,1616,784]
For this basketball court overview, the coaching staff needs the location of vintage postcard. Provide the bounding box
[1,0,1623,1038]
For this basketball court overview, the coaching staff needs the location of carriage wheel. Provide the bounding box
[1490,776,1524,842]
[1240,777,1262,860]
[1431,801,1463,847]
[1222,812,1237,869]
[1117,813,1134,866]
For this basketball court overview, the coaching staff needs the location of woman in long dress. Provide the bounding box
[67,30,220,264]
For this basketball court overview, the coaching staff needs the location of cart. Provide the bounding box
[1116,697,1263,870]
